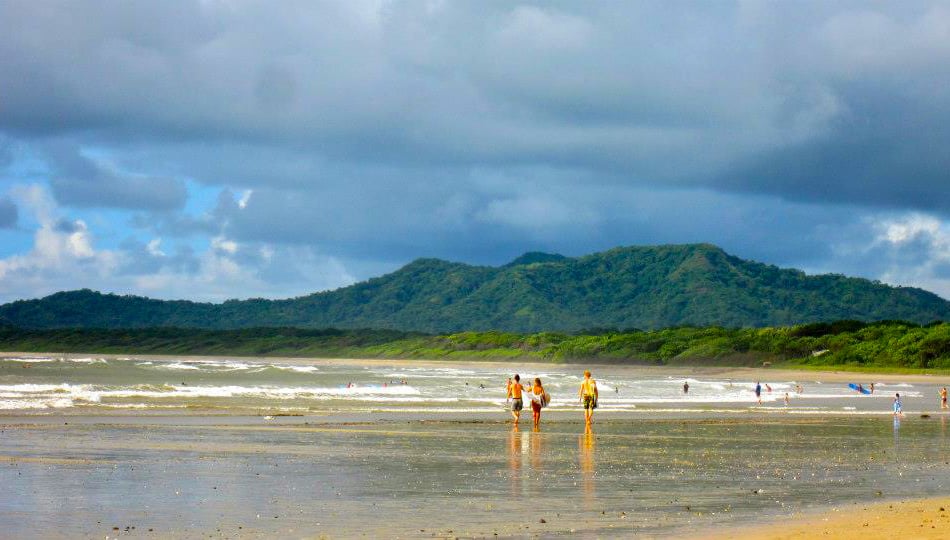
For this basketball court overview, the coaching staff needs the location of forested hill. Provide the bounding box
[1,244,948,332]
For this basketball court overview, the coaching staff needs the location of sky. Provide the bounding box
[0,0,949,303]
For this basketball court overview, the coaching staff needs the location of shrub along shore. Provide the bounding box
[1,320,948,372]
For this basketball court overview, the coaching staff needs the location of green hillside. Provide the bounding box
[1,244,948,332]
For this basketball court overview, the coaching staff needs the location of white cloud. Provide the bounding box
[0,184,356,303]
[869,213,950,299]
[146,238,165,257]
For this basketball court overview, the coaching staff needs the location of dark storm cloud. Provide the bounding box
[0,1,947,301]
[0,197,17,228]
[1,1,947,211]
[42,142,187,211]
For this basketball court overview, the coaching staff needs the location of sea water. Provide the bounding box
[0,354,935,415]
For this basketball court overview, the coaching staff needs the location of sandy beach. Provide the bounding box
[703,497,950,539]
[3,353,950,537]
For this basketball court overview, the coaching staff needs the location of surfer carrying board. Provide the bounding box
[529,377,549,429]
[579,370,598,425]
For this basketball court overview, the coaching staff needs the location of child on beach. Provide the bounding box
[893,393,903,417]
[940,387,948,410]
[579,370,598,425]
[529,377,546,429]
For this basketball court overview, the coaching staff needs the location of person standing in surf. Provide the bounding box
[893,393,903,417]
[529,377,547,429]
[754,381,762,405]
[579,370,598,425]
[940,387,948,410]
[508,374,525,424]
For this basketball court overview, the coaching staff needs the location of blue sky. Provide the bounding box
[0,1,948,303]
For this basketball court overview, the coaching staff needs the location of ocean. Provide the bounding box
[0,354,932,416]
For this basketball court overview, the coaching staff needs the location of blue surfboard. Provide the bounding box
[848,383,871,395]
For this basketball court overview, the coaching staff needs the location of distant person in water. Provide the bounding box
[869,382,875,394]
[795,384,804,394]
[765,384,772,393]
[754,382,762,405]
[893,393,903,417]
[784,393,790,407]
[683,381,689,394]
[579,370,598,425]
[508,374,525,424]
[530,377,546,428]
[505,378,513,403]
[940,387,948,410]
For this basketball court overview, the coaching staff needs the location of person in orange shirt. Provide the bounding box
[507,374,526,424]
[529,377,547,429]
[578,370,598,425]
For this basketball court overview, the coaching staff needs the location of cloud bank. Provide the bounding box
[0,1,947,302]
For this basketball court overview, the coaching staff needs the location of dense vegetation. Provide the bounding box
[2,244,948,332]
[2,320,948,370]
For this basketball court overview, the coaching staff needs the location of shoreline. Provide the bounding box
[4,349,950,384]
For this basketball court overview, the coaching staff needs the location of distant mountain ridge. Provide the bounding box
[1,244,948,332]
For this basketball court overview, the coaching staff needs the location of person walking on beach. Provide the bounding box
[940,387,948,410]
[508,374,525,424]
[529,377,547,429]
[754,381,762,405]
[893,393,903,417]
[579,370,598,425]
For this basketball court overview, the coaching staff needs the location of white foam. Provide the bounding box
[157,362,201,370]
[270,365,319,373]
[68,357,107,364]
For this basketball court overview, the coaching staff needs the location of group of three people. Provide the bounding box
[506,370,599,428]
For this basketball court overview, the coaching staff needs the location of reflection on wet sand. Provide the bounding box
[509,425,522,497]
[579,424,595,506]
[530,426,542,471]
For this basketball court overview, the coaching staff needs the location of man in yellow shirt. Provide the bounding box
[578,370,598,425]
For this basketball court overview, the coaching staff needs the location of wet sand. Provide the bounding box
[4,354,950,537]
[3,415,950,538]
